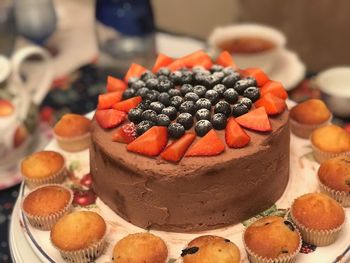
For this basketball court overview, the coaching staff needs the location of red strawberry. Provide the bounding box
[95,109,126,129]
[0,99,14,117]
[255,93,287,115]
[225,118,250,148]
[242,68,270,86]
[260,80,288,99]
[161,133,196,162]
[168,50,212,71]
[112,123,137,144]
[112,96,142,113]
[216,51,236,68]
[80,173,93,188]
[236,107,272,132]
[167,59,187,71]
[127,126,168,156]
[73,188,97,207]
[124,63,147,82]
[97,91,123,110]
[107,76,127,92]
[152,53,174,73]
[186,129,225,157]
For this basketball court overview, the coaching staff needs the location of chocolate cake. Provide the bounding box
[90,50,290,232]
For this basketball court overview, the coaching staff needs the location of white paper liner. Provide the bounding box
[318,180,350,207]
[54,132,90,152]
[311,143,350,164]
[24,166,67,189]
[21,184,73,231]
[290,115,331,139]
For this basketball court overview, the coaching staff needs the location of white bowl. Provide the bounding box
[314,66,350,118]
[208,24,286,73]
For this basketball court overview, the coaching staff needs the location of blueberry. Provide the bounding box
[212,84,227,97]
[149,101,165,114]
[156,114,171,126]
[243,87,260,102]
[136,87,150,99]
[194,72,208,85]
[193,85,207,98]
[137,99,151,110]
[168,89,181,97]
[122,88,136,99]
[195,108,211,121]
[238,97,252,109]
[131,79,146,91]
[195,98,212,110]
[141,71,155,82]
[158,92,171,106]
[145,78,159,90]
[232,103,249,117]
[203,74,220,88]
[127,77,139,87]
[195,120,212,137]
[145,90,159,101]
[179,101,196,115]
[181,71,193,84]
[234,78,256,94]
[192,66,207,74]
[128,108,143,124]
[168,123,185,139]
[161,106,177,121]
[222,73,240,88]
[169,71,183,85]
[158,79,174,92]
[184,92,200,102]
[157,75,169,82]
[210,64,224,73]
[170,96,184,109]
[214,101,231,117]
[222,67,235,76]
[141,109,158,123]
[223,88,239,104]
[205,89,220,105]
[136,120,154,136]
[177,113,194,130]
[283,220,295,231]
[180,84,194,96]
[212,71,225,81]
[212,113,227,130]
[157,67,171,76]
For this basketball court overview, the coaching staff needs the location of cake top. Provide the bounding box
[53,113,91,137]
[290,99,331,125]
[93,50,288,163]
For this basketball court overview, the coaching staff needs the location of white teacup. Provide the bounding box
[208,24,286,73]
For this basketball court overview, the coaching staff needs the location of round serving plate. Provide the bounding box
[12,101,350,263]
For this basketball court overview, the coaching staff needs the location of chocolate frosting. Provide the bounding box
[90,110,290,232]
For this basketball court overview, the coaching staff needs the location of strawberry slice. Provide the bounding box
[152,53,174,73]
[0,99,14,117]
[167,59,187,71]
[112,123,137,144]
[225,118,250,148]
[186,129,225,157]
[97,91,123,110]
[242,68,270,86]
[254,93,287,115]
[260,80,288,99]
[107,76,127,92]
[112,96,142,113]
[127,126,168,157]
[168,50,212,71]
[124,63,147,82]
[216,51,236,68]
[95,109,126,129]
[161,133,196,162]
[236,107,272,132]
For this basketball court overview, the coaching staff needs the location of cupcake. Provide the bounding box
[21,184,73,230]
[310,124,350,163]
[54,113,91,152]
[51,211,107,263]
[182,235,240,263]
[290,99,331,138]
[21,151,67,189]
[317,156,350,206]
[290,193,345,246]
[113,232,168,263]
[243,216,301,263]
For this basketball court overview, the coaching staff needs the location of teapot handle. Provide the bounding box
[11,46,53,105]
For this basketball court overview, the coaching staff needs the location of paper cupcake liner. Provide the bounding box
[311,143,350,164]
[290,207,344,246]
[21,184,73,231]
[290,115,332,139]
[54,132,90,152]
[242,223,302,263]
[24,166,68,189]
[318,180,350,207]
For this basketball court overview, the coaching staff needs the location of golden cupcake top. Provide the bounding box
[182,235,240,263]
[54,113,91,138]
[113,232,167,263]
[311,124,350,153]
[243,216,300,259]
[318,156,350,192]
[291,193,345,230]
[21,151,65,179]
[22,185,72,216]
[51,211,106,251]
[290,99,331,125]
